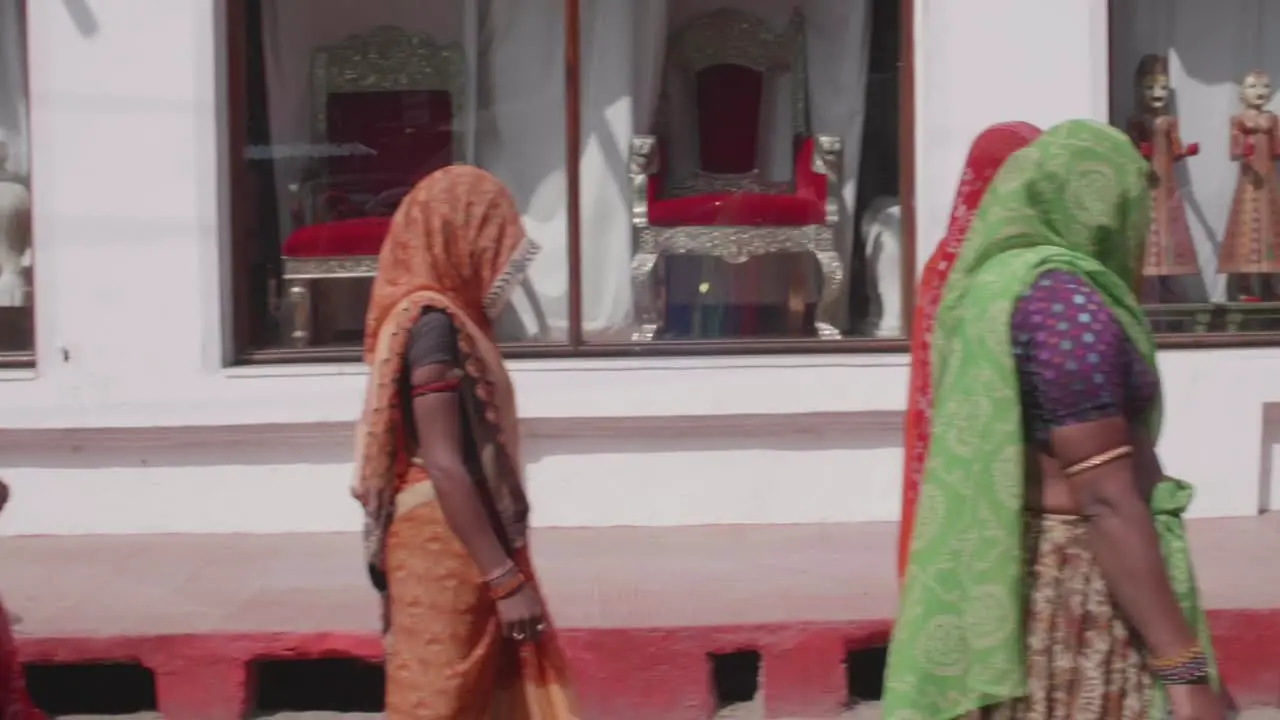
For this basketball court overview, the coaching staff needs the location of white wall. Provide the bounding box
[0,0,1273,536]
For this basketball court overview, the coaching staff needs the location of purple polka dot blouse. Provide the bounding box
[1011,270,1158,446]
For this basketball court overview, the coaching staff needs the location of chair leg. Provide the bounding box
[288,278,313,348]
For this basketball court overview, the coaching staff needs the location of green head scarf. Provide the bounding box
[882,119,1217,720]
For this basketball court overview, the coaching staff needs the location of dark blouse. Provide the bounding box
[1011,270,1159,447]
[400,309,480,466]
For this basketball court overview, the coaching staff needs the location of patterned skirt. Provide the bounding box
[384,479,577,720]
[973,514,1154,719]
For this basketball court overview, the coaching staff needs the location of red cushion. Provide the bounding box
[325,90,454,179]
[649,193,824,227]
[695,65,763,174]
[793,136,826,204]
[283,216,390,258]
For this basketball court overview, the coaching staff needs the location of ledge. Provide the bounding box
[0,353,912,430]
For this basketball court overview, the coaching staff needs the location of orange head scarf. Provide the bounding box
[354,166,537,536]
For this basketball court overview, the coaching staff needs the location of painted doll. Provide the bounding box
[1219,69,1280,300]
[1125,54,1201,302]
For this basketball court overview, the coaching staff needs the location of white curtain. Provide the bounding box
[0,0,29,179]
[1111,0,1280,302]
[578,0,669,339]
[803,0,871,331]
[474,0,568,340]
[578,0,871,336]
[259,0,567,340]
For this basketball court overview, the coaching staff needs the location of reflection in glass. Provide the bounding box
[0,0,31,356]
[238,0,567,351]
[578,0,901,342]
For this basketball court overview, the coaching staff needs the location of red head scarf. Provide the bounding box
[897,122,1042,581]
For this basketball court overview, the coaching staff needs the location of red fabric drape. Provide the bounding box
[0,601,44,720]
[898,122,1043,582]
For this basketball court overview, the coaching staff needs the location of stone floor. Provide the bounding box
[10,514,1280,718]
[6,515,1278,639]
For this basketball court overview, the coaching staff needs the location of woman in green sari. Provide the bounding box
[884,120,1227,720]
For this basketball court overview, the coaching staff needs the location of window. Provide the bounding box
[227,0,911,362]
[0,0,32,366]
[1111,0,1280,340]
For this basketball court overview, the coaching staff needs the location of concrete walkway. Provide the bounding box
[6,515,1279,718]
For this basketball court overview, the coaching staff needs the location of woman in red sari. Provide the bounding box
[0,480,43,720]
[897,123,1042,580]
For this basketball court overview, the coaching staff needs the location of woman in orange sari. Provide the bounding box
[898,122,1041,580]
[354,166,576,719]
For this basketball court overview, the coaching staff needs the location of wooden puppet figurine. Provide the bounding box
[1125,54,1201,302]
[1219,69,1280,300]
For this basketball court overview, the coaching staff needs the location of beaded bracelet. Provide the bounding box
[1150,644,1210,685]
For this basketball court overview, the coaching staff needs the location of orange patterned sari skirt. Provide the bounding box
[384,482,577,720]
[972,514,1154,719]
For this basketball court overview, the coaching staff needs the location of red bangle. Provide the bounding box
[410,378,460,397]
[487,571,527,601]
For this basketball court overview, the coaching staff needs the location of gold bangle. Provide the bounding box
[1063,445,1134,478]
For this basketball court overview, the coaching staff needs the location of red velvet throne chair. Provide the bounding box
[628,8,845,341]
[280,25,465,347]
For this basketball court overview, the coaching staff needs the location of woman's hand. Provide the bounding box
[1167,684,1228,720]
[495,583,546,643]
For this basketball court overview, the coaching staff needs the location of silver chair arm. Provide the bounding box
[629,135,661,228]
[811,134,843,227]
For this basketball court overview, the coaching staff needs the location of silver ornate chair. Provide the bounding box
[280,25,465,347]
[628,8,845,340]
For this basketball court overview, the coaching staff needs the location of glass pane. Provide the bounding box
[236,0,568,352]
[0,0,32,356]
[1110,0,1280,335]
[578,0,903,342]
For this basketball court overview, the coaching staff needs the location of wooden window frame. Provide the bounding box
[225,0,918,365]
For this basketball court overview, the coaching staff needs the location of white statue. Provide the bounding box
[861,195,902,338]
[0,133,31,308]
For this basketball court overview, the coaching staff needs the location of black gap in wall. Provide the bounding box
[25,662,158,715]
[845,646,887,703]
[251,658,384,712]
[709,649,761,708]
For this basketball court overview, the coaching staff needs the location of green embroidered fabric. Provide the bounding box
[882,119,1219,720]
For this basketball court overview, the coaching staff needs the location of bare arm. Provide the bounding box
[408,324,548,642]
[1051,418,1196,659]
[411,362,513,579]
[1014,272,1197,660]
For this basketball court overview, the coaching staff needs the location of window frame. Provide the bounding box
[224,0,918,364]
[1106,0,1280,349]
[0,0,33,369]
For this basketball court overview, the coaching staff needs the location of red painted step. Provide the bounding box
[6,517,1279,719]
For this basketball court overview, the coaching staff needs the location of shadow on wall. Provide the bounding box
[520,411,903,464]
[61,0,99,37]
